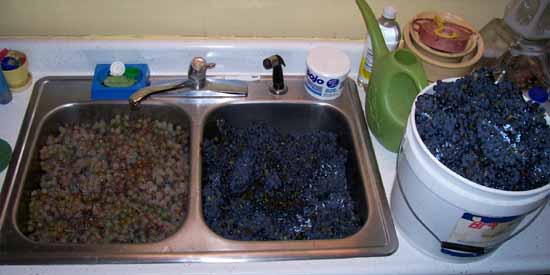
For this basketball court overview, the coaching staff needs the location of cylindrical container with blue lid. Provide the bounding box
[1,50,31,92]
[0,71,12,104]
[305,46,351,100]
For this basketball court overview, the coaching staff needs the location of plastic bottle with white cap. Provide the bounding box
[357,6,401,87]
[305,46,351,100]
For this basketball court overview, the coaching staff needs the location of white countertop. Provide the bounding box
[0,38,548,275]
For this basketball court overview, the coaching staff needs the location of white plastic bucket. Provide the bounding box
[391,78,550,262]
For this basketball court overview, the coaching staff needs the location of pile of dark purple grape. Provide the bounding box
[415,68,550,191]
[202,120,362,240]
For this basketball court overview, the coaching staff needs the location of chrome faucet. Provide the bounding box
[129,57,248,106]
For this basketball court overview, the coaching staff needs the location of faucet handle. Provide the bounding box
[188,57,215,89]
[190,57,215,74]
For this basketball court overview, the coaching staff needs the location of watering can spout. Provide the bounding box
[355,0,429,152]
[355,0,389,65]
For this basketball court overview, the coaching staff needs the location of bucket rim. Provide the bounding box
[410,78,550,197]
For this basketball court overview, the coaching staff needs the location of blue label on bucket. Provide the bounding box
[442,212,523,257]
[461,213,520,223]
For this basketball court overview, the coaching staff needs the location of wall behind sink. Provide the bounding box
[0,0,506,39]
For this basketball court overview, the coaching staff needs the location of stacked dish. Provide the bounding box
[403,11,485,82]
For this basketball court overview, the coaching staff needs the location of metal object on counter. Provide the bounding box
[494,69,507,84]
[129,57,248,107]
[0,75,397,264]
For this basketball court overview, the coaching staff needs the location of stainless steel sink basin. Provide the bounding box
[14,102,192,245]
[202,103,368,240]
[0,75,397,263]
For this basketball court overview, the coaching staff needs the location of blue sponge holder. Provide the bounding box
[91,64,150,100]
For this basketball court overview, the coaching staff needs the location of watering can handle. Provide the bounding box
[502,194,549,243]
[392,49,429,91]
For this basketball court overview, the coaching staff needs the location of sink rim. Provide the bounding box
[0,75,398,263]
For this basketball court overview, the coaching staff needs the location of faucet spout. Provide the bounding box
[128,56,248,107]
[129,79,195,107]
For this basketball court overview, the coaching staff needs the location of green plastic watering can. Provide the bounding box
[356,0,428,152]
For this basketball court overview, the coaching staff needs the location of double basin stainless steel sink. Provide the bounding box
[0,75,397,263]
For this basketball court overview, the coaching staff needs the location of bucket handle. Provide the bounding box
[395,165,550,255]
[499,194,549,243]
